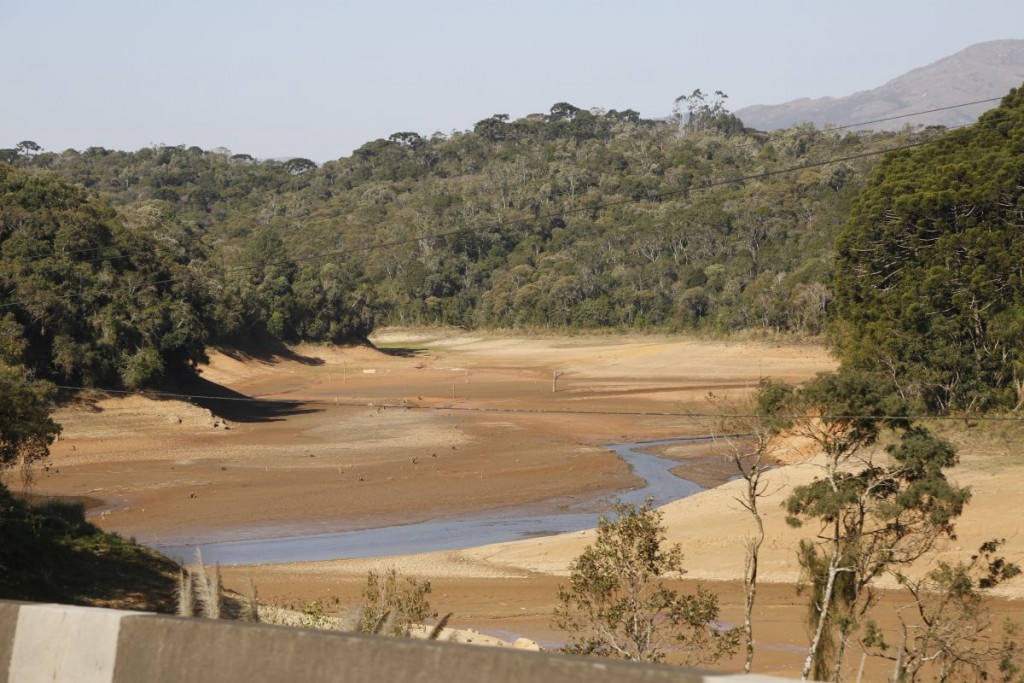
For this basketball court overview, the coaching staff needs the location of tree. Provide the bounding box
[554,499,738,665]
[711,380,795,673]
[864,540,1023,682]
[549,102,582,121]
[388,132,424,150]
[16,141,42,157]
[283,157,317,175]
[673,89,744,135]
[0,362,59,491]
[473,114,510,142]
[772,370,970,681]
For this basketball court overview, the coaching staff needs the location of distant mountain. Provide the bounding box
[736,39,1024,132]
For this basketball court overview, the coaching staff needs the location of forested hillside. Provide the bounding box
[833,84,1024,412]
[13,92,1016,397]
[0,161,375,387]
[0,165,209,387]
[4,102,933,349]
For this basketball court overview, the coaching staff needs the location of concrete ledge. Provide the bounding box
[0,601,27,683]
[114,616,715,683]
[11,603,131,683]
[2,601,793,683]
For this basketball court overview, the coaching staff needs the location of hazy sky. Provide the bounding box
[2,1,1022,162]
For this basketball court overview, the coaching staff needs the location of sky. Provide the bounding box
[2,0,1023,162]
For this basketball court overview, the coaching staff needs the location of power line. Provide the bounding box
[52,383,1024,423]
[3,105,1023,314]
[825,96,1004,132]
[12,241,188,267]
[12,229,216,267]
[17,244,124,262]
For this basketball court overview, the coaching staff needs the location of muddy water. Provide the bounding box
[156,437,710,565]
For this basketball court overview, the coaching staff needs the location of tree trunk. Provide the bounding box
[802,557,840,681]
[832,629,850,681]
[891,645,905,683]
[742,519,764,673]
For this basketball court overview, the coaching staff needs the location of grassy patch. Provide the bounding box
[0,486,178,612]
[932,418,1024,471]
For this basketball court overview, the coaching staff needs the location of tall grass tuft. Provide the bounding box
[375,609,396,636]
[340,607,362,632]
[176,568,195,617]
[193,549,222,619]
[174,548,224,619]
[427,613,453,640]
[242,576,260,623]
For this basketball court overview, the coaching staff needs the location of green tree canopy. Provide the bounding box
[0,362,59,483]
[832,83,1024,412]
[0,164,211,387]
[555,499,738,665]
[766,370,970,681]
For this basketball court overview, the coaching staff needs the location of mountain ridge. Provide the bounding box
[736,39,1024,131]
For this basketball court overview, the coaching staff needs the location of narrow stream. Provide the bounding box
[156,436,710,566]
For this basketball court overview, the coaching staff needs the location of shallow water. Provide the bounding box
[156,437,710,565]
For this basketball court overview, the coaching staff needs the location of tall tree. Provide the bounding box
[767,371,970,681]
[710,380,795,673]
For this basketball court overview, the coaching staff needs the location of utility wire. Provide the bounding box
[16,244,125,262]
[824,96,1004,132]
[52,383,1024,423]
[2,105,1022,314]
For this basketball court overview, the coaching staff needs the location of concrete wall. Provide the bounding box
[0,600,793,683]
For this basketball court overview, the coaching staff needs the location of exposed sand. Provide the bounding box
[27,329,1024,677]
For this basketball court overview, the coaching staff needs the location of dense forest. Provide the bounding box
[2,87,1023,411]
[834,85,1024,411]
[2,97,924,348]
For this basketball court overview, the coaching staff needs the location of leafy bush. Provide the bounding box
[554,499,738,664]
